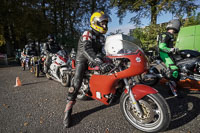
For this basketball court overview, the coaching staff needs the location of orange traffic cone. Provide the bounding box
[14,77,22,87]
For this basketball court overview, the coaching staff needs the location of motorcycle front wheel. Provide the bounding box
[120,92,171,133]
[60,72,70,87]
[46,73,51,80]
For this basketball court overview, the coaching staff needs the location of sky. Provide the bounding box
[108,0,200,35]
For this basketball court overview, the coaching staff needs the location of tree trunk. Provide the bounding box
[150,1,158,25]
[3,25,12,57]
[10,23,18,50]
[42,0,46,18]
[90,0,96,15]
[53,1,58,37]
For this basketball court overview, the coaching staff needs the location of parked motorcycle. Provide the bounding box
[138,48,200,93]
[46,50,70,87]
[21,54,31,71]
[70,34,171,132]
[30,55,43,77]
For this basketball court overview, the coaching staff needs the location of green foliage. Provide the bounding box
[183,12,200,26]
[0,0,111,55]
[131,13,200,51]
[111,0,199,25]
[131,24,166,50]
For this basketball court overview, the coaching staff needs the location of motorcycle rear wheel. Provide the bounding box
[46,73,51,80]
[120,92,171,133]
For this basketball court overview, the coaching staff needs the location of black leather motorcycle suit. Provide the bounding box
[44,41,61,54]
[68,29,105,101]
[43,41,62,72]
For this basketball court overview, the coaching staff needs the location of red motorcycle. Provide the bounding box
[69,34,171,132]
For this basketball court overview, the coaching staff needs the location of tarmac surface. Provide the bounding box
[0,64,200,133]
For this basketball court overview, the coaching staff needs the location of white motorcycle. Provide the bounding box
[46,50,70,87]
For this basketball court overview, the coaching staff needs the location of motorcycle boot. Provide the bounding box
[63,99,76,128]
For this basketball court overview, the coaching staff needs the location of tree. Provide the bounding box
[111,0,199,25]
[183,12,200,26]
[0,0,112,55]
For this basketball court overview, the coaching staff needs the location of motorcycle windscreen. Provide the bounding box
[57,50,68,62]
[105,34,144,56]
[57,50,67,57]
[105,34,148,78]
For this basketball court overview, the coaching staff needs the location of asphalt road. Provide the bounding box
[0,65,200,133]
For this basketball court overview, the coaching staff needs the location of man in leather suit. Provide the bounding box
[25,39,38,56]
[43,35,62,73]
[63,11,113,128]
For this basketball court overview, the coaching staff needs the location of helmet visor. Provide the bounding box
[98,14,112,23]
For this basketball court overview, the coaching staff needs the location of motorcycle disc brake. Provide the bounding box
[129,99,154,124]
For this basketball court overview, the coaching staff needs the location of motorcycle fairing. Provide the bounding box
[89,74,118,105]
[57,55,68,63]
[124,84,157,100]
[89,51,148,105]
[108,51,148,79]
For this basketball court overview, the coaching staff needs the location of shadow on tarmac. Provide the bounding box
[71,102,118,126]
[154,83,200,131]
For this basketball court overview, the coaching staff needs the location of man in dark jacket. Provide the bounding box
[43,35,62,73]
[63,11,113,128]
[25,39,38,56]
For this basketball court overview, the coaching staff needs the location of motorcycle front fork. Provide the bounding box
[123,78,144,117]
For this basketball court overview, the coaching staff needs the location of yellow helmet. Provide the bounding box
[90,11,111,34]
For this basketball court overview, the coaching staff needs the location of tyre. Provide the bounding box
[30,66,34,73]
[21,61,25,71]
[26,61,30,70]
[137,68,159,86]
[35,64,40,77]
[120,92,171,133]
[61,72,70,87]
[46,73,51,80]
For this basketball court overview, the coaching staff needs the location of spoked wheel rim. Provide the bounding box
[123,94,163,130]
[61,73,70,87]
